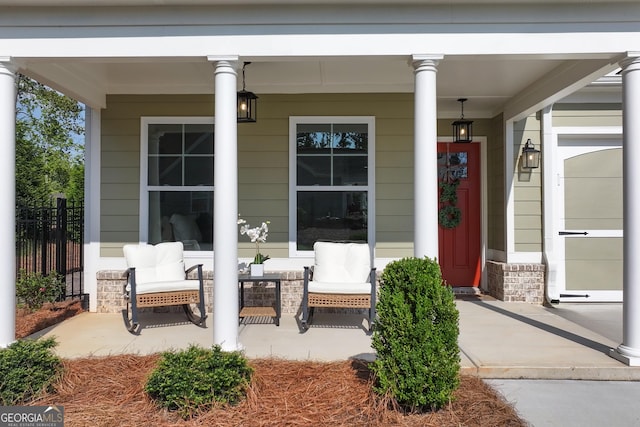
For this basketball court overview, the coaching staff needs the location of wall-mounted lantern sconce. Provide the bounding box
[237,62,258,123]
[521,139,541,169]
[452,98,473,143]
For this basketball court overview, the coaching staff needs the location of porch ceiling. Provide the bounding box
[19,54,620,119]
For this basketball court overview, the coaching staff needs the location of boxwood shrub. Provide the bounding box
[371,256,460,412]
[145,345,253,419]
[0,337,63,405]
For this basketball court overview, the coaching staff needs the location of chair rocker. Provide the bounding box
[301,241,376,332]
[123,241,207,334]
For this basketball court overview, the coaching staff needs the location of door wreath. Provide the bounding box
[439,179,462,229]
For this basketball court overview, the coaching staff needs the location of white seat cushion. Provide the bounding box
[313,241,371,284]
[308,281,371,294]
[126,279,200,295]
[123,242,186,285]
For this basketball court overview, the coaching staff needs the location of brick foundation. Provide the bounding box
[97,270,306,315]
[486,261,546,304]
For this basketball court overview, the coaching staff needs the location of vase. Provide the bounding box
[250,263,264,277]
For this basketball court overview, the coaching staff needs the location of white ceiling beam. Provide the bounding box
[503,58,619,122]
[19,61,107,108]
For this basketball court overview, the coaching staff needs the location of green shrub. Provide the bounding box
[145,345,253,419]
[371,257,460,412]
[16,270,65,310]
[0,338,63,405]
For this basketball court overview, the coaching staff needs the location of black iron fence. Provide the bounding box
[16,198,85,304]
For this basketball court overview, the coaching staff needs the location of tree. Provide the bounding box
[65,161,84,205]
[15,74,84,205]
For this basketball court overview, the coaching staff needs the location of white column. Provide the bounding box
[83,107,101,312]
[412,55,442,259]
[0,59,16,347]
[611,54,640,366]
[210,57,241,351]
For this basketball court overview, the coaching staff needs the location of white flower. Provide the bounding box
[238,217,271,264]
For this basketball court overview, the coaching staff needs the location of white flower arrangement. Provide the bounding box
[237,217,270,264]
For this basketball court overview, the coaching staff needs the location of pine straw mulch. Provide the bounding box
[15,299,84,339]
[19,304,526,426]
[28,355,526,427]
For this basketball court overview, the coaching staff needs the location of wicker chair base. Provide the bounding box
[135,290,200,308]
[307,293,371,308]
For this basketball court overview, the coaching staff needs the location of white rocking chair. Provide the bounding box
[122,242,206,334]
[301,241,376,332]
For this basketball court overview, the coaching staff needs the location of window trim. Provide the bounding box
[288,116,376,257]
[140,116,214,253]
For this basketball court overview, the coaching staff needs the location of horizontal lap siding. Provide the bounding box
[101,94,214,257]
[375,102,414,257]
[101,93,499,259]
[511,106,622,255]
[513,115,542,253]
[552,104,622,127]
[254,94,417,259]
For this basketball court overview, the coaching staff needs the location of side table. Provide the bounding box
[238,273,282,326]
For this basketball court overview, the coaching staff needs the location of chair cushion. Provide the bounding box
[308,281,371,294]
[123,242,186,285]
[126,279,200,295]
[313,241,371,284]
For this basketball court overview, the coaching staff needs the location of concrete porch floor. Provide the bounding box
[28,297,640,427]
[31,297,640,380]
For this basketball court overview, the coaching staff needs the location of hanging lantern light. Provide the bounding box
[521,139,541,169]
[452,98,473,143]
[237,62,258,123]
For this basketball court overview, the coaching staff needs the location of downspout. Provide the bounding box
[540,106,560,304]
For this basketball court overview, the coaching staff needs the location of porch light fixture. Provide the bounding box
[237,62,258,123]
[521,139,541,169]
[452,98,473,143]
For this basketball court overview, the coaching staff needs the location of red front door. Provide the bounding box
[437,142,481,287]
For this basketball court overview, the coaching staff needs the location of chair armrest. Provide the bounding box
[124,267,135,287]
[186,264,205,293]
[303,266,315,295]
[186,264,203,277]
[124,267,137,299]
[369,267,377,300]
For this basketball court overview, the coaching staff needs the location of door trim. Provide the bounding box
[437,136,487,290]
[548,126,623,303]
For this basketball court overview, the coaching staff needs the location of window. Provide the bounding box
[141,118,214,251]
[289,117,375,254]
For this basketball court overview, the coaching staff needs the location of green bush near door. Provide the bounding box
[371,256,460,412]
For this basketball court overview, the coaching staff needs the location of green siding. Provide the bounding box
[552,103,622,127]
[513,115,542,252]
[100,93,499,259]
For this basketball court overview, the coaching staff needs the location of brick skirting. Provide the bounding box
[486,261,546,304]
[97,270,306,315]
[99,264,543,313]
